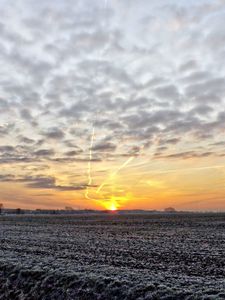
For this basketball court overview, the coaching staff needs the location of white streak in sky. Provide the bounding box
[85,127,95,200]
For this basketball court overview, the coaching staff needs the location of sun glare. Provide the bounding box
[109,202,117,211]
[102,200,118,211]
[100,195,127,211]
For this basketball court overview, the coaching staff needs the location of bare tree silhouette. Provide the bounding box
[0,203,3,214]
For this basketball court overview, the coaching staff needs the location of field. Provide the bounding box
[0,213,225,299]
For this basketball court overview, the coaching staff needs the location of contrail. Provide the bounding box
[141,164,225,176]
[113,156,134,174]
[83,1,110,201]
[97,145,145,194]
[97,156,134,193]
[85,127,95,200]
[176,195,225,207]
[130,163,225,189]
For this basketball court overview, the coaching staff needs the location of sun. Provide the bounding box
[109,202,117,211]
[101,196,124,212]
[103,201,118,211]
[99,195,129,211]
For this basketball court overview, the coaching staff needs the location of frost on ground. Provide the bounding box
[0,213,225,299]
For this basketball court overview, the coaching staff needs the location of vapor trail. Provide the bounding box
[141,164,225,176]
[84,0,108,198]
[97,144,146,194]
[99,156,136,193]
[130,164,225,190]
[97,156,134,194]
[85,127,95,200]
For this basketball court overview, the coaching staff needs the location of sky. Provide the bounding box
[0,0,225,211]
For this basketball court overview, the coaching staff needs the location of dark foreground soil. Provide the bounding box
[0,213,225,299]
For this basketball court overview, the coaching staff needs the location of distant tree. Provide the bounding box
[0,203,3,214]
[65,206,73,211]
[16,208,23,214]
[164,207,176,213]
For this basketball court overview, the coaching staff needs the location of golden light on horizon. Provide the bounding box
[108,202,117,211]
[101,199,119,211]
[99,195,127,211]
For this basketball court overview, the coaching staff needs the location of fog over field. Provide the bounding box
[1,213,225,299]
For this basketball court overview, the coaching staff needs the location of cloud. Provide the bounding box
[93,142,117,152]
[18,136,36,144]
[64,150,82,156]
[0,145,15,152]
[156,151,214,160]
[42,128,65,140]
[0,174,15,181]
[159,138,180,146]
[0,174,88,191]
[34,149,55,157]
[20,108,33,121]
[24,176,86,191]
[0,123,14,136]
[154,85,180,101]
